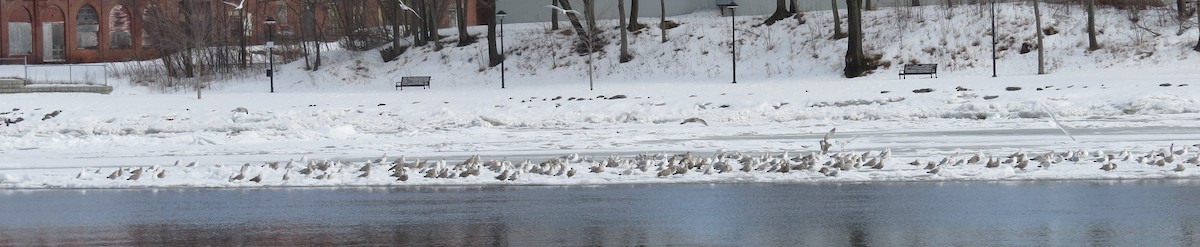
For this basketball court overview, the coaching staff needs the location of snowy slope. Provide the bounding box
[2,3,1200,188]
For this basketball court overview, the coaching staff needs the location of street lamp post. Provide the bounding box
[990,0,997,77]
[497,10,507,89]
[729,2,739,84]
[265,16,277,93]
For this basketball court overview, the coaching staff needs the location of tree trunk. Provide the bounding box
[1178,0,1187,20]
[660,0,667,43]
[628,0,644,31]
[554,0,588,46]
[391,0,402,50]
[1087,0,1100,51]
[792,0,805,24]
[619,0,632,63]
[238,8,247,68]
[832,0,846,39]
[411,0,427,46]
[551,0,559,30]
[557,0,585,35]
[487,5,501,67]
[1196,6,1199,52]
[911,0,920,6]
[844,0,868,78]
[428,1,442,51]
[310,0,320,70]
[764,0,792,25]
[865,0,872,10]
[457,0,474,46]
[1034,0,1045,74]
[585,0,597,34]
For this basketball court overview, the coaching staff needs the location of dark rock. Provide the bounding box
[1005,87,1021,91]
[983,95,999,100]
[1159,83,1172,87]
[881,91,890,94]
[608,95,627,100]
[913,88,935,93]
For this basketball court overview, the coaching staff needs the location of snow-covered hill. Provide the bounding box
[2,3,1200,188]
[157,2,1200,93]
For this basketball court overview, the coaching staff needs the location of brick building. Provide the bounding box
[1,0,494,64]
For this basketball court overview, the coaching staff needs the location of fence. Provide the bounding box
[24,64,109,86]
[0,57,28,79]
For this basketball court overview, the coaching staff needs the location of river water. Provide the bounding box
[3,180,1200,246]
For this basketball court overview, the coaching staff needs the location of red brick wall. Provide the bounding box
[1,0,380,64]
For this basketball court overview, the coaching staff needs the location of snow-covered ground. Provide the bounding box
[2,3,1200,188]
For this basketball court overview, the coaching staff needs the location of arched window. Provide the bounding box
[76,5,100,50]
[6,7,33,55]
[109,5,131,49]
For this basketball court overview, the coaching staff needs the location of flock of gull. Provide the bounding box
[74,129,1200,185]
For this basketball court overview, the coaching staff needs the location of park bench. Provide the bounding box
[899,64,938,79]
[395,76,431,90]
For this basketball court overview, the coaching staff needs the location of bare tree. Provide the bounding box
[456,0,475,46]
[911,0,921,6]
[1087,0,1100,50]
[791,0,805,24]
[423,0,451,50]
[386,0,403,54]
[585,0,597,33]
[1178,0,1188,20]
[619,0,632,62]
[143,0,241,96]
[628,0,645,31]
[237,4,247,68]
[301,0,321,70]
[844,0,868,78]
[486,1,501,66]
[1034,0,1045,74]
[832,0,846,39]
[551,0,560,30]
[329,1,386,51]
[765,0,793,25]
[556,0,587,38]
[660,0,668,43]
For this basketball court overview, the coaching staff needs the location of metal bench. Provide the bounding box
[899,64,938,79]
[395,76,431,90]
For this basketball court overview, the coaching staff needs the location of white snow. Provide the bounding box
[2,3,1200,188]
